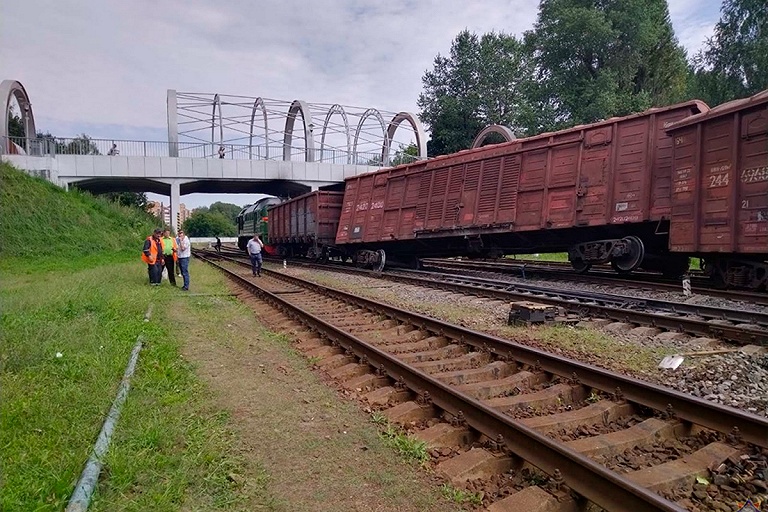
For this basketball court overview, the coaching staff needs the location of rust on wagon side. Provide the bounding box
[336,100,708,265]
[268,191,344,258]
[666,90,768,256]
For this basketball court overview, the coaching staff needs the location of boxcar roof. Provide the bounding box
[350,99,709,180]
[666,89,768,132]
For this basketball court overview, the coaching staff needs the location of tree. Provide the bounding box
[391,143,419,166]
[366,142,420,167]
[7,105,25,138]
[60,134,100,155]
[418,30,534,156]
[527,0,690,128]
[101,192,148,210]
[182,210,236,237]
[207,201,242,225]
[36,131,100,155]
[692,0,768,105]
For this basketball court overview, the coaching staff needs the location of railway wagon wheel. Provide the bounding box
[610,236,645,274]
[374,249,386,272]
[570,257,591,274]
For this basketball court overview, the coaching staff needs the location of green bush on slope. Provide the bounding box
[0,163,157,265]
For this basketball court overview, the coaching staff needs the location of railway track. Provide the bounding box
[226,251,768,345]
[197,251,768,512]
[420,258,768,307]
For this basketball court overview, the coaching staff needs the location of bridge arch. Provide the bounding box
[320,104,351,164]
[1,80,36,154]
[353,108,387,165]
[471,124,515,149]
[211,94,224,156]
[248,97,269,159]
[384,111,427,166]
[283,100,316,162]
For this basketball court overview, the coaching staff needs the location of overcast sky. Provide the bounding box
[1,0,722,209]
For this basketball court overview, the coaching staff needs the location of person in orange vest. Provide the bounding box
[161,228,179,286]
[142,229,165,286]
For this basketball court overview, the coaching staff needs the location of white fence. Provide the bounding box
[190,237,237,244]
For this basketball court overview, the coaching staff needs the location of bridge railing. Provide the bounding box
[2,136,408,166]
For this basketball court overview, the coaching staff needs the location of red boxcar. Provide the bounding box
[666,90,768,288]
[268,191,344,259]
[336,100,707,274]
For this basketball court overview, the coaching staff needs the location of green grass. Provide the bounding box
[439,484,484,506]
[506,252,569,262]
[0,163,157,272]
[378,425,430,466]
[0,164,265,510]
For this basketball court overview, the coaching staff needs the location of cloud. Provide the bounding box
[2,0,719,142]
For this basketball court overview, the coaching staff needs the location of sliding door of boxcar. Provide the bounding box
[737,107,768,253]
[545,144,579,228]
[699,116,735,252]
[516,150,547,230]
[425,167,450,229]
[576,131,611,226]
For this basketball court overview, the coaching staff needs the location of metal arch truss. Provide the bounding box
[321,104,351,164]
[1,80,37,155]
[471,124,516,148]
[249,98,269,160]
[385,112,426,166]
[283,100,316,162]
[353,108,387,166]
[168,89,428,165]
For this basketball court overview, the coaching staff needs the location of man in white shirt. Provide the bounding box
[246,234,264,277]
[176,229,192,290]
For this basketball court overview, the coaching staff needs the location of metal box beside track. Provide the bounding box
[335,100,707,262]
[268,191,344,258]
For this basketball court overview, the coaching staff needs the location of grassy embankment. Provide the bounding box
[0,164,265,510]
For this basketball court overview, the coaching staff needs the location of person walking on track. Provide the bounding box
[247,234,264,276]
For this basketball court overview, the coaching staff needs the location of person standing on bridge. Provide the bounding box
[142,229,164,286]
[247,234,264,277]
[161,229,178,286]
[176,229,191,291]
[107,143,119,156]
[218,145,225,159]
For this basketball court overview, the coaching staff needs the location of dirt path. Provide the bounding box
[171,266,461,512]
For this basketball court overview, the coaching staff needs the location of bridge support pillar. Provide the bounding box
[170,181,180,233]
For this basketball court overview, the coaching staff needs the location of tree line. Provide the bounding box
[417,0,767,156]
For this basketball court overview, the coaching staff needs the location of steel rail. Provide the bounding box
[202,252,768,447]
[386,272,768,345]
[408,270,768,327]
[246,253,768,344]
[255,253,768,344]
[199,255,685,512]
[422,258,768,306]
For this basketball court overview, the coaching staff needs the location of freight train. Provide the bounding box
[250,91,768,290]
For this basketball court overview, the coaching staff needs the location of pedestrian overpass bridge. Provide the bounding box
[1,79,516,232]
[3,150,377,202]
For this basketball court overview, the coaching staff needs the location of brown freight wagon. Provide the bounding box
[268,191,345,259]
[666,90,768,289]
[336,100,707,274]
